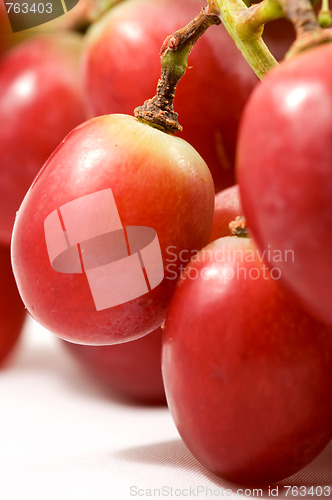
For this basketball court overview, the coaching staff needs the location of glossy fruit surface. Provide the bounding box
[0,245,25,365]
[209,184,242,242]
[62,326,165,404]
[237,43,332,325]
[0,33,86,244]
[11,114,214,345]
[162,237,332,484]
[83,0,258,191]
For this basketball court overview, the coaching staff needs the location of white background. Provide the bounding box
[0,316,331,500]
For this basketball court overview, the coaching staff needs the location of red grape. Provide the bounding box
[62,326,165,404]
[162,236,332,484]
[0,33,87,244]
[209,184,242,242]
[11,114,214,345]
[237,43,332,325]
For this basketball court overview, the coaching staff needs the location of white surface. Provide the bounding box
[0,317,331,500]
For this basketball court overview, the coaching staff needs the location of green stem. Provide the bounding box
[213,0,278,80]
[321,0,331,11]
[216,0,332,69]
[318,0,332,27]
[238,0,284,39]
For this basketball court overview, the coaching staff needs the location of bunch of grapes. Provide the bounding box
[1,0,331,486]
